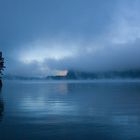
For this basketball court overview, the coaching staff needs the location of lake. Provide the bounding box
[0,80,140,140]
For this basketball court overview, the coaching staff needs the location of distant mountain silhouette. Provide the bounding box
[46,70,140,80]
[4,70,140,80]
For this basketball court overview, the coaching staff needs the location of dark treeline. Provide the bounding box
[46,70,140,80]
[4,70,140,80]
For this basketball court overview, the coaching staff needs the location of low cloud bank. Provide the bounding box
[4,0,140,76]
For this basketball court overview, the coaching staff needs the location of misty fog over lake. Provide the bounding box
[1,0,140,139]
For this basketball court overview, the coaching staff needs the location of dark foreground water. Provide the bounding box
[0,80,140,140]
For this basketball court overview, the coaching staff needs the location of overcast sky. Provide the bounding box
[1,0,140,76]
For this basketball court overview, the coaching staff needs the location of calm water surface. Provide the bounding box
[0,80,140,140]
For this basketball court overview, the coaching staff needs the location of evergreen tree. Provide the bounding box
[0,52,5,86]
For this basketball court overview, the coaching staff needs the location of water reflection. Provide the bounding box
[0,88,4,122]
[1,81,140,140]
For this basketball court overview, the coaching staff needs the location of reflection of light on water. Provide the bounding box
[20,97,46,110]
[20,98,76,116]
[19,83,70,115]
[48,101,75,114]
[57,83,68,95]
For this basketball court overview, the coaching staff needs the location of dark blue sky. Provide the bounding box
[1,0,115,45]
[1,0,140,76]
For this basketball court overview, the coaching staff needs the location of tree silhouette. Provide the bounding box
[0,52,5,86]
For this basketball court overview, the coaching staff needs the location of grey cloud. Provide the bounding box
[1,0,140,76]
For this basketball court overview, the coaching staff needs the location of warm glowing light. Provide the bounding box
[55,70,68,76]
